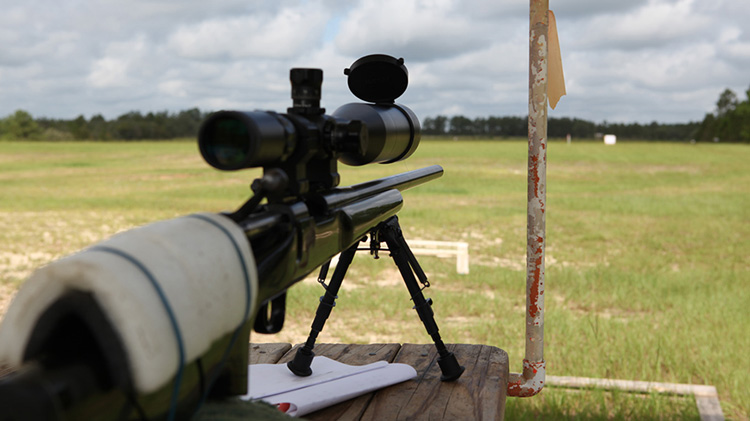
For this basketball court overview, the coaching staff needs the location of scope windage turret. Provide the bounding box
[197,55,420,198]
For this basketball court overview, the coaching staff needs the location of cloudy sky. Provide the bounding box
[1,0,749,124]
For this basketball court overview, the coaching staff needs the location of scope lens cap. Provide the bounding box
[344,54,408,104]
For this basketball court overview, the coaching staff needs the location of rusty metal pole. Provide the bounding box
[507,0,548,398]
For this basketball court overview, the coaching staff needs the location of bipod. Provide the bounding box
[287,216,465,382]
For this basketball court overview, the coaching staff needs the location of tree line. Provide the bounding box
[0,108,701,142]
[422,86,748,142]
[422,115,701,141]
[694,87,750,142]
[1,85,747,142]
[0,109,207,141]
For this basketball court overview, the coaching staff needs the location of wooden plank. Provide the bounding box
[360,343,508,420]
[0,363,14,380]
[275,343,402,366]
[547,375,717,396]
[409,240,470,274]
[695,395,725,421]
[275,343,403,421]
[444,344,509,420]
[547,375,724,421]
[248,342,292,364]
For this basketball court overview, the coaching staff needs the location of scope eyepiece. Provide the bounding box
[332,103,420,166]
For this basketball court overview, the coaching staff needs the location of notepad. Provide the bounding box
[240,356,417,417]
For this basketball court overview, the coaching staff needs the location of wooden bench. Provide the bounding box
[0,343,509,420]
[250,343,509,420]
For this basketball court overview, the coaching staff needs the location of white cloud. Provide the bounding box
[167,6,328,60]
[0,0,749,123]
[553,0,649,18]
[570,0,712,50]
[335,0,494,61]
[87,36,153,88]
[88,57,130,88]
[717,27,750,67]
[157,80,188,98]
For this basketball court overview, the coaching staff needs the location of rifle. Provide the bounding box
[0,55,462,420]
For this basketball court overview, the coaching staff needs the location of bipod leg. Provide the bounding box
[379,216,465,382]
[287,241,359,376]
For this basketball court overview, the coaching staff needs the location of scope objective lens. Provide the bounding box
[198,111,293,171]
[201,117,251,169]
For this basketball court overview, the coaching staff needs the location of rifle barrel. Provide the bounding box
[319,165,443,209]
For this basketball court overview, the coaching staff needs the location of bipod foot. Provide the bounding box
[287,346,314,377]
[438,350,465,382]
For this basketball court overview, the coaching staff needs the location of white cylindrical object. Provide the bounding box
[0,213,258,394]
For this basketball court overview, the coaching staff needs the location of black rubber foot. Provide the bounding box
[438,352,465,382]
[287,347,314,377]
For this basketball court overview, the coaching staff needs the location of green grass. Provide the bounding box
[0,139,748,419]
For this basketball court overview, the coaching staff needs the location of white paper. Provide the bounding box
[240,356,417,417]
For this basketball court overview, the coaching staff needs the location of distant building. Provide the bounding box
[604,134,617,145]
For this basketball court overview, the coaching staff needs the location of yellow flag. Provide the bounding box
[547,10,565,109]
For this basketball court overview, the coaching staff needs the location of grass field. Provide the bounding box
[0,139,748,419]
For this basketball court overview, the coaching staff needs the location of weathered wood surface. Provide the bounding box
[0,364,13,379]
[249,342,293,364]
[250,343,509,421]
[0,343,509,420]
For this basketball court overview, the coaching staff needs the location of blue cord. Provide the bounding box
[91,215,253,419]
[187,214,254,406]
[91,245,185,421]
[188,214,253,322]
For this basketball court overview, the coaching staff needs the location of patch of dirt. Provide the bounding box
[552,295,647,323]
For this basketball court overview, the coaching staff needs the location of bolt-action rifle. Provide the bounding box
[0,55,462,420]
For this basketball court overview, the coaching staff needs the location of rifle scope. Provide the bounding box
[198,55,420,176]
